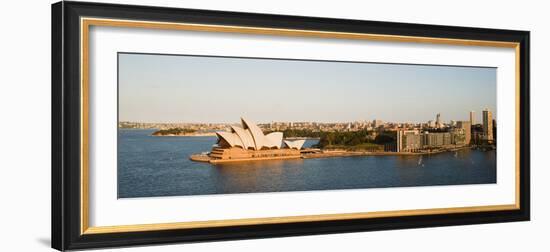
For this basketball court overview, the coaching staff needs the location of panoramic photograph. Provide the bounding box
[117,52,497,198]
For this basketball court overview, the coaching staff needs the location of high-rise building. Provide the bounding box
[470,111,475,125]
[435,113,441,128]
[457,121,471,145]
[482,109,493,142]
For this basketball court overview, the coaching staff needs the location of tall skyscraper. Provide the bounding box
[470,111,475,125]
[482,109,493,142]
[435,113,441,128]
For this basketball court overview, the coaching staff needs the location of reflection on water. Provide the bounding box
[214,159,305,194]
[118,129,496,198]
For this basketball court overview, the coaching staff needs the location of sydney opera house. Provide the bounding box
[191,117,306,163]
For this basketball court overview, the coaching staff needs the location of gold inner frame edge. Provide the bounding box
[80,17,522,235]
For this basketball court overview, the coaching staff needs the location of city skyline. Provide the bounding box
[118,110,496,125]
[119,53,497,123]
[118,110,496,128]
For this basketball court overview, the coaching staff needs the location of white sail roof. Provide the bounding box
[216,131,243,148]
[216,117,286,150]
[241,117,266,150]
[265,132,283,149]
[231,126,255,150]
[283,139,306,150]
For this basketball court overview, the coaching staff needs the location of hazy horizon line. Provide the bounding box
[119,117,497,125]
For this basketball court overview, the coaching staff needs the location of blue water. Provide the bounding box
[118,129,496,198]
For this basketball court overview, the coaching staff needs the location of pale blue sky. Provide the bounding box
[118,53,496,124]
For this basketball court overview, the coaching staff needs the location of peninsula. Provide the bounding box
[151,128,216,137]
[189,116,492,164]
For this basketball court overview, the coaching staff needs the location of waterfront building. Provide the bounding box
[209,118,305,161]
[450,128,466,145]
[472,132,483,145]
[483,109,494,142]
[443,133,452,145]
[397,129,422,152]
[456,121,472,145]
[470,111,476,125]
[471,124,484,145]
[422,132,452,147]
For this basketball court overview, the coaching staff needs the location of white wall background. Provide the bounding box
[0,0,546,251]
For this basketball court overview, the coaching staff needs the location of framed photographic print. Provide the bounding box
[52,1,530,250]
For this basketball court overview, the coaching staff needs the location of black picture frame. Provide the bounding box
[52,1,530,251]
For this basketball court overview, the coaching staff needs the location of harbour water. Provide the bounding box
[118,129,496,198]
